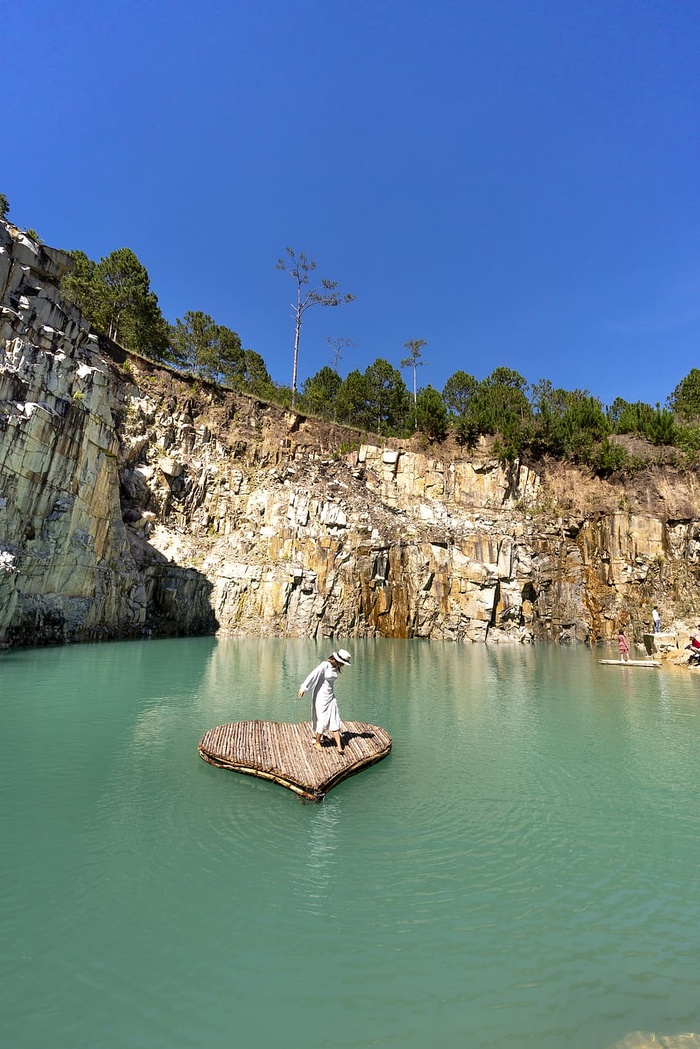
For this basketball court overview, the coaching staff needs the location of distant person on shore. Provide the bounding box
[617,629,630,662]
[652,607,661,633]
[298,649,352,752]
[685,631,700,666]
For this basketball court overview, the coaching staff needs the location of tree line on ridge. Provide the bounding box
[3,194,700,474]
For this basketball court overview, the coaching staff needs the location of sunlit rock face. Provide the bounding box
[0,222,215,644]
[2,217,700,647]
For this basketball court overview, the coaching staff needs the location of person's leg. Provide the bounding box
[313,733,323,749]
[332,729,344,752]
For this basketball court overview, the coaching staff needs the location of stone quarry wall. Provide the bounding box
[0,222,215,644]
[2,218,700,648]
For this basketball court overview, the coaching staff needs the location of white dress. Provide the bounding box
[299,660,341,734]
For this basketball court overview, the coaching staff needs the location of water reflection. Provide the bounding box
[198,637,327,723]
[4,638,700,1049]
[609,1034,700,1049]
[291,796,342,917]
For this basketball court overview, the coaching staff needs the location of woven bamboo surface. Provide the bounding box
[198,720,392,801]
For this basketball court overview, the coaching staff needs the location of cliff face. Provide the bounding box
[2,220,700,648]
[0,222,215,643]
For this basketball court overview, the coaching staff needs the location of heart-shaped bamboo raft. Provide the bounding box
[198,719,392,801]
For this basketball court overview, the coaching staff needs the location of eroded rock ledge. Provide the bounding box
[2,218,699,648]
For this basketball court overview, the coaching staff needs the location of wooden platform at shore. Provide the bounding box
[598,659,662,668]
[198,720,392,801]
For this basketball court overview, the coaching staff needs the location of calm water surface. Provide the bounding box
[2,638,700,1049]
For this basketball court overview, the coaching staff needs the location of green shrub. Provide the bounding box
[591,439,628,475]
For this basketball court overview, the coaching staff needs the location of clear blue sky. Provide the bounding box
[4,0,699,408]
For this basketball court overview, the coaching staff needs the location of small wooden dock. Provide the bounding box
[598,659,662,668]
[198,720,392,802]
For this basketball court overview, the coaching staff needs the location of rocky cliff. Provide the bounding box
[2,219,700,648]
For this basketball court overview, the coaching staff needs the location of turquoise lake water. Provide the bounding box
[2,637,700,1049]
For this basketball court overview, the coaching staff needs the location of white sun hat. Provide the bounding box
[332,649,352,665]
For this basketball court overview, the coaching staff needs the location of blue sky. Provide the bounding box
[4,0,699,408]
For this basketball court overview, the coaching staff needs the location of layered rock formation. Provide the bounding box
[2,218,700,648]
[0,222,215,643]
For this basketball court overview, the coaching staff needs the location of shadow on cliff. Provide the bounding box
[121,519,219,640]
[89,334,219,641]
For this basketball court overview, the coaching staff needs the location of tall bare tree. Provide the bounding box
[276,247,355,405]
[400,339,428,425]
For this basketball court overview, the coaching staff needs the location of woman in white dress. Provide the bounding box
[298,649,352,752]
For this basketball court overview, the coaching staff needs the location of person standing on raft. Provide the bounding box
[298,649,352,752]
[617,629,630,662]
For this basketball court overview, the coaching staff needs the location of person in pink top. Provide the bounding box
[617,629,630,662]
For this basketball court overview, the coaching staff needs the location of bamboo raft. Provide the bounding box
[598,659,662,668]
[198,720,392,801]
